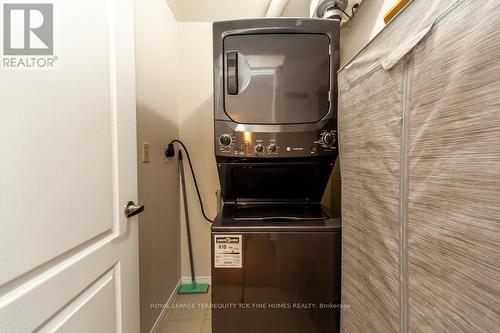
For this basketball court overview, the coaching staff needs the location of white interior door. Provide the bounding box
[0,0,140,332]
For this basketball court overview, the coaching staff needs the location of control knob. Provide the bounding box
[219,134,232,146]
[255,144,264,153]
[322,131,336,146]
[268,144,277,153]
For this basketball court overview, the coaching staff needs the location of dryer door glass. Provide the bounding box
[223,33,330,124]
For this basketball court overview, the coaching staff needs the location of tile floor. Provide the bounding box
[159,290,212,333]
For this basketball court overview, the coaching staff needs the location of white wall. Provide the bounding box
[340,0,397,65]
[134,0,180,331]
[177,23,218,279]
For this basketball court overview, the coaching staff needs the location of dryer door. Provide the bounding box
[223,33,331,124]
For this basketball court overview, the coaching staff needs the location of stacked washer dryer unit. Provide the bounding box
[212,18,341,333]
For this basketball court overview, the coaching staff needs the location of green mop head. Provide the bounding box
[178,282,209,294]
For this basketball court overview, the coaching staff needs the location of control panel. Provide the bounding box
[215,122,337,158]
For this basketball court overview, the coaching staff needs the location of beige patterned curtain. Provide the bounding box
[339,0,500,332]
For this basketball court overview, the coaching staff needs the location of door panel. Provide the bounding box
[0,239,120,332]
[0,0,139,331]
[0,0,115,286]
[38,268,117,332]
[224,34,330,124]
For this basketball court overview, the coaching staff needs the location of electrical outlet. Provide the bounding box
[161,144,168,162]
[142,142,151,162]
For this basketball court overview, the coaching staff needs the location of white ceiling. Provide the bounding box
[166,0,310,22]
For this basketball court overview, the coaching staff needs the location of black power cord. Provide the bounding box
[166,140,214,223]
[336,2,359,21]
[338,7,353,20]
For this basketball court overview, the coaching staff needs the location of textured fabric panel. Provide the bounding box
[339,0,458,89]
[407,1,500,332]
[339,64,403,332]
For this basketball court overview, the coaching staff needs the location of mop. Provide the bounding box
[177,149,209,294]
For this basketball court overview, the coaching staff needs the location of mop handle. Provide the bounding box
[179,150,196,285]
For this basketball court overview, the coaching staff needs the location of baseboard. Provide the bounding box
[149,277,182,333]
[181,275,212,285]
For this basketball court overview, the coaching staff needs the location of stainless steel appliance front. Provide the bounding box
[211,19,342,333]
[211,205,341,333]
[213,18,340,159]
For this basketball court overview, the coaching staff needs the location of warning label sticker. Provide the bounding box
[214,235,242,268]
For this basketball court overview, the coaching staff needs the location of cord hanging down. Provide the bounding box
[166,140,214,223]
